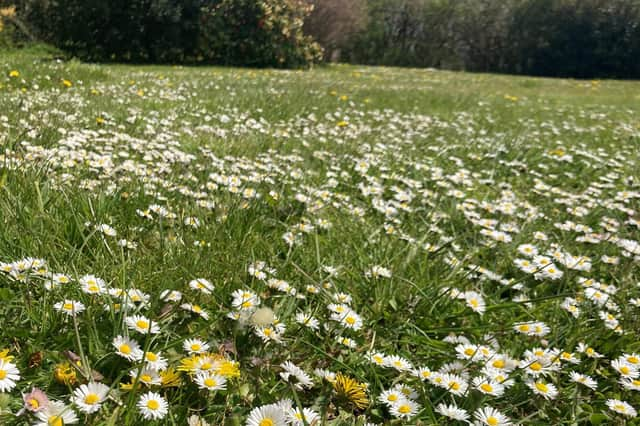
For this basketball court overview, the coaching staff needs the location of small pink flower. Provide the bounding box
[22,388,49,412]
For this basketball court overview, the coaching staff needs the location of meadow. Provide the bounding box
[0,47,639,425]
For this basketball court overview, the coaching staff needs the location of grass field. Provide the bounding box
[1,47,640,425]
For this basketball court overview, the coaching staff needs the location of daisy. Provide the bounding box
[389,399,421,419]
[160,289,183,302]
[144,351,169,371]
[378,389,406,406]
[112,336,143,361]
[72,382,110,414]
[231,289,260,311]
[473,377,505,396]
[0,359,20,392]
[246,403,288,426]
[384,355,413,372]
[436,403,470,422]
[295,312,320,330]
[570,371,597,390]
[22,387,49,413]
[606,399,637,418]
[34,401,79,425]
[131,368,162,386]
[279,361,313,390]
[612,359,639,378]
[54,300,86,316]
[194,372,227,391]
[189,278,214,295]
[181,303,210,320]
[79,274,106,295]
[286,407,320,426]
[183,338,210,354]
[527,380,558,399]
[138,391,169,420]
[474,406,512,425]
[125,315,160,334]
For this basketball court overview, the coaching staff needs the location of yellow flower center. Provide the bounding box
[530,362,542,371]
[487,416,499,426]
[146,352,157,362]
[141,374,152,382]
[88,284,99,293]
[518,324,530,332]
[147,400,160,410]
[450,382,460,391]
[492,359,505,369]
[192,305,202,313]
[388,394,397,402]
[241,301,253,309]
[0,370,6,379]
[535,382,548,393]
[398,404,411,414]
[191,344,201,351]
[63,303,73,310]
[28,398,39,409]
[614,404,626,411]
[464,348,475,356]
[200,362,212,370]
[204,378,216,387]
[48,416,63,426]
[259,419,274,426]
[621,366,630,374]
[119,344,131,354]
[345,316,356,325]
[136,320,149,329]
[85,393,100,404]
[628,356,639,364]
[480,383,494,393]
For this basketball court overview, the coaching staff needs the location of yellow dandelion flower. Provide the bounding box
[160,367,181,388]
[54,362,77,385]
[332,373,369,410]
[0,349,14,362]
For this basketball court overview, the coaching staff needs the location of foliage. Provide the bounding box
[338,0,640,78]
[15,0,321,67]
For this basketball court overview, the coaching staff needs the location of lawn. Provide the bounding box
[0,47,639,425]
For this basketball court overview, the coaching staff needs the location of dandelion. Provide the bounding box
[329,373,368,410]
[53,362,77,385]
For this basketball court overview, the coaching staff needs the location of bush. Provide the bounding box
[16,0,321,67]
[196,0,322,67]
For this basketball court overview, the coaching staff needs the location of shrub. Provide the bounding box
[16,0,321,67]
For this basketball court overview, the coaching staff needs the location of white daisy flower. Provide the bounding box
[137,391,169,420]
[72,382,110,413]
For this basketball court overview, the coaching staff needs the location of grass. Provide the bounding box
[0,46,639,425]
